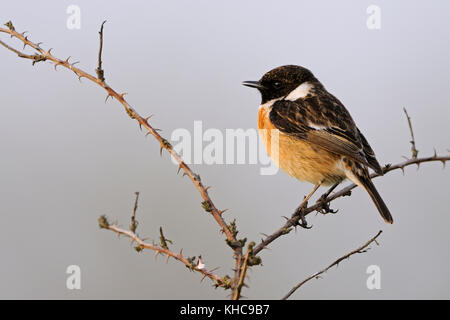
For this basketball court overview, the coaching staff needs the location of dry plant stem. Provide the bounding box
[297,183,321,210]
[295,182,321,227]
[130,191,139,233]
[105,224,222,284]
[232,250,250,300]
[96,20,106,81]
[0,25,232,237]
[253,154,450,255]
[0,26,239,245]
[0,24,244,296]
[282,230,382,300]
[403,108,418,158]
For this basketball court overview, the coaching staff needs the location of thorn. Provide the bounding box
[442,160,447,169]
[154,250,160,260]
[139,115,153,131]
[159,139,172,156]
[416,162,420,170]
[70,61,80,67]
[145,115,153,122]
[260,233,269,238]
[219,209,228,215]
[36,42,43,48]
[179,248,183,257]
[209,267,220,273]
[204,186,211,192]
[21,31,28,36]
[166,255,170,264]
[177,164,183,174]
[105,93,113,103]
[145,131,152,137]
[119,92,128,99]
[47,48,53,55]
[400,166,405,175]
[64,56,71,63]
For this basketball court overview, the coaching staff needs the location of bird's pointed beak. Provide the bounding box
[242,80,265,90]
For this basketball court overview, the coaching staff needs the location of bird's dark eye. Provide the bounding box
[272,81,282,89]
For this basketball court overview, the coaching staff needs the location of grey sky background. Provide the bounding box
[0,1,449,299]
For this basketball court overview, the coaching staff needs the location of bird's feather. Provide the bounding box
[269,95,382,173]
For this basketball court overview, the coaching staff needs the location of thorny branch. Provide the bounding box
[282,230,383,300]
[253,153,450,256]
[0,21,245,296]
[97,214,231,289]
[232,241,261,300]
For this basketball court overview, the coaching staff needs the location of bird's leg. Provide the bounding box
[294,182,322,228]
[316,182,340,214]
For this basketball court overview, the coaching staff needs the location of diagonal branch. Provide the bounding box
[0,21,245,296]
[98,215,230,289]
[0,22,241,251]
[253,154,450,255]
[282,230,382,300]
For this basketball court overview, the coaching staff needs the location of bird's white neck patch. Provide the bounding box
[259,81,313,110]
[285,82,313,101]
[259,97,282,110]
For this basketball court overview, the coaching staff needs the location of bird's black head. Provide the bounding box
[243,65,317,104]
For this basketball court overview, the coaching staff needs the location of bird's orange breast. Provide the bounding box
[257,106,345,185]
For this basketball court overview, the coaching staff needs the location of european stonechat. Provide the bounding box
[243,65,393,224]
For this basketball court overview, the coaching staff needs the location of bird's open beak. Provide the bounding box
[242,81,265,90]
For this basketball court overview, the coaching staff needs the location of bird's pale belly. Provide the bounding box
[258,106,345,186]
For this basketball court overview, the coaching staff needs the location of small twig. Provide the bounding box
[130,192,139,233]
[159,226,172,250]
[293,182,321,228]
[282,230,383,300]
[232,242,256,300]
[0,39,46,64]
[403,108,418,159]
[232,252,249,300]
[96,20,106,81]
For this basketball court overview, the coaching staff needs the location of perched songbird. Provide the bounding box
[243,65,393,224]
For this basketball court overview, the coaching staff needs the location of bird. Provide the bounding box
[243,65,393,224]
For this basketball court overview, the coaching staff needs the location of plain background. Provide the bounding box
[0,1,449,299]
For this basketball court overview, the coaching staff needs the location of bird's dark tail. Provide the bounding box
[358,175,393,224]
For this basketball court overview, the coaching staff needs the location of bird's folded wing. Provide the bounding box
[269,99,375,170]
